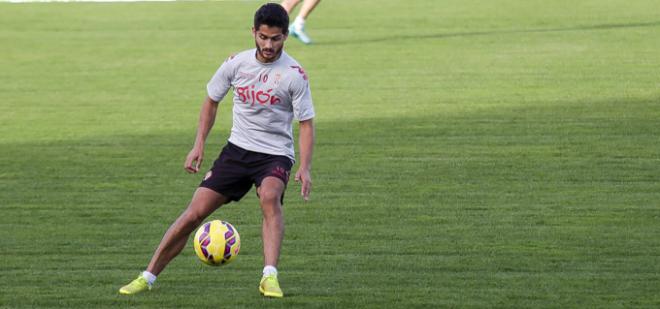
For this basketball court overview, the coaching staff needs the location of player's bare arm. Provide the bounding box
[295,118,314,201]
[185,96,219,173]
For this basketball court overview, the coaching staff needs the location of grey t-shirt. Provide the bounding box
[207,49,315,161]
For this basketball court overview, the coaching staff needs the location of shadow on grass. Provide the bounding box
[2,95,658,208]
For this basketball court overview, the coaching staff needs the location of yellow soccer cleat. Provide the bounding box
[259,274,284,298]
[119,276,151,295]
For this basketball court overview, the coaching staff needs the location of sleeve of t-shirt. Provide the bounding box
[206,57,236,103]
[290,75,315,121]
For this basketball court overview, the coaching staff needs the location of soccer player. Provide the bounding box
[281,0,321,44]
[119,3,315,299]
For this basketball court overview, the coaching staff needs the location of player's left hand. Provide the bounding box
[294,168,312,201]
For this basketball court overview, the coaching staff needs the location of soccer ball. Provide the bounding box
[193,220,241,266]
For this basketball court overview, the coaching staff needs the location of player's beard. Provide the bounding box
[255,42,282,63]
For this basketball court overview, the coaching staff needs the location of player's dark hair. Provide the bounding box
[254,3,289,35]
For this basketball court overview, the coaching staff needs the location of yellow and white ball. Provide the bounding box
[193,220,240,266]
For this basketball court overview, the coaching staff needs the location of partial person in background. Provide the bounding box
[281,0,321,44]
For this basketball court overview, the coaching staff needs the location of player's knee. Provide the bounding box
[259,188,281,205]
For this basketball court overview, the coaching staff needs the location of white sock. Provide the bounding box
[293,16,305,30]
[262,265,278,277]
[141,271,157,286]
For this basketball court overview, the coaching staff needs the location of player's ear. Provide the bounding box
[252,27,256,36]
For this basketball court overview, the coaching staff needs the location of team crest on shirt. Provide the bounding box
[273,73,282,87]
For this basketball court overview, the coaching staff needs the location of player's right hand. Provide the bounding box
[184,147,203,173]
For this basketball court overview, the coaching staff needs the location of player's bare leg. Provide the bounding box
[147,187,229,275]
[297,0,321,19]
[120,187,228,295]
[281,0,320,17]
[257,176,286,297]
[280,0,301,13]
[258,177,286,268]
[282,0,320,44]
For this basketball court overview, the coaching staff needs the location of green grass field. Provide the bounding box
[2,0,660,307]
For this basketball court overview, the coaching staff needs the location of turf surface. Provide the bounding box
[1,0,660,307]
